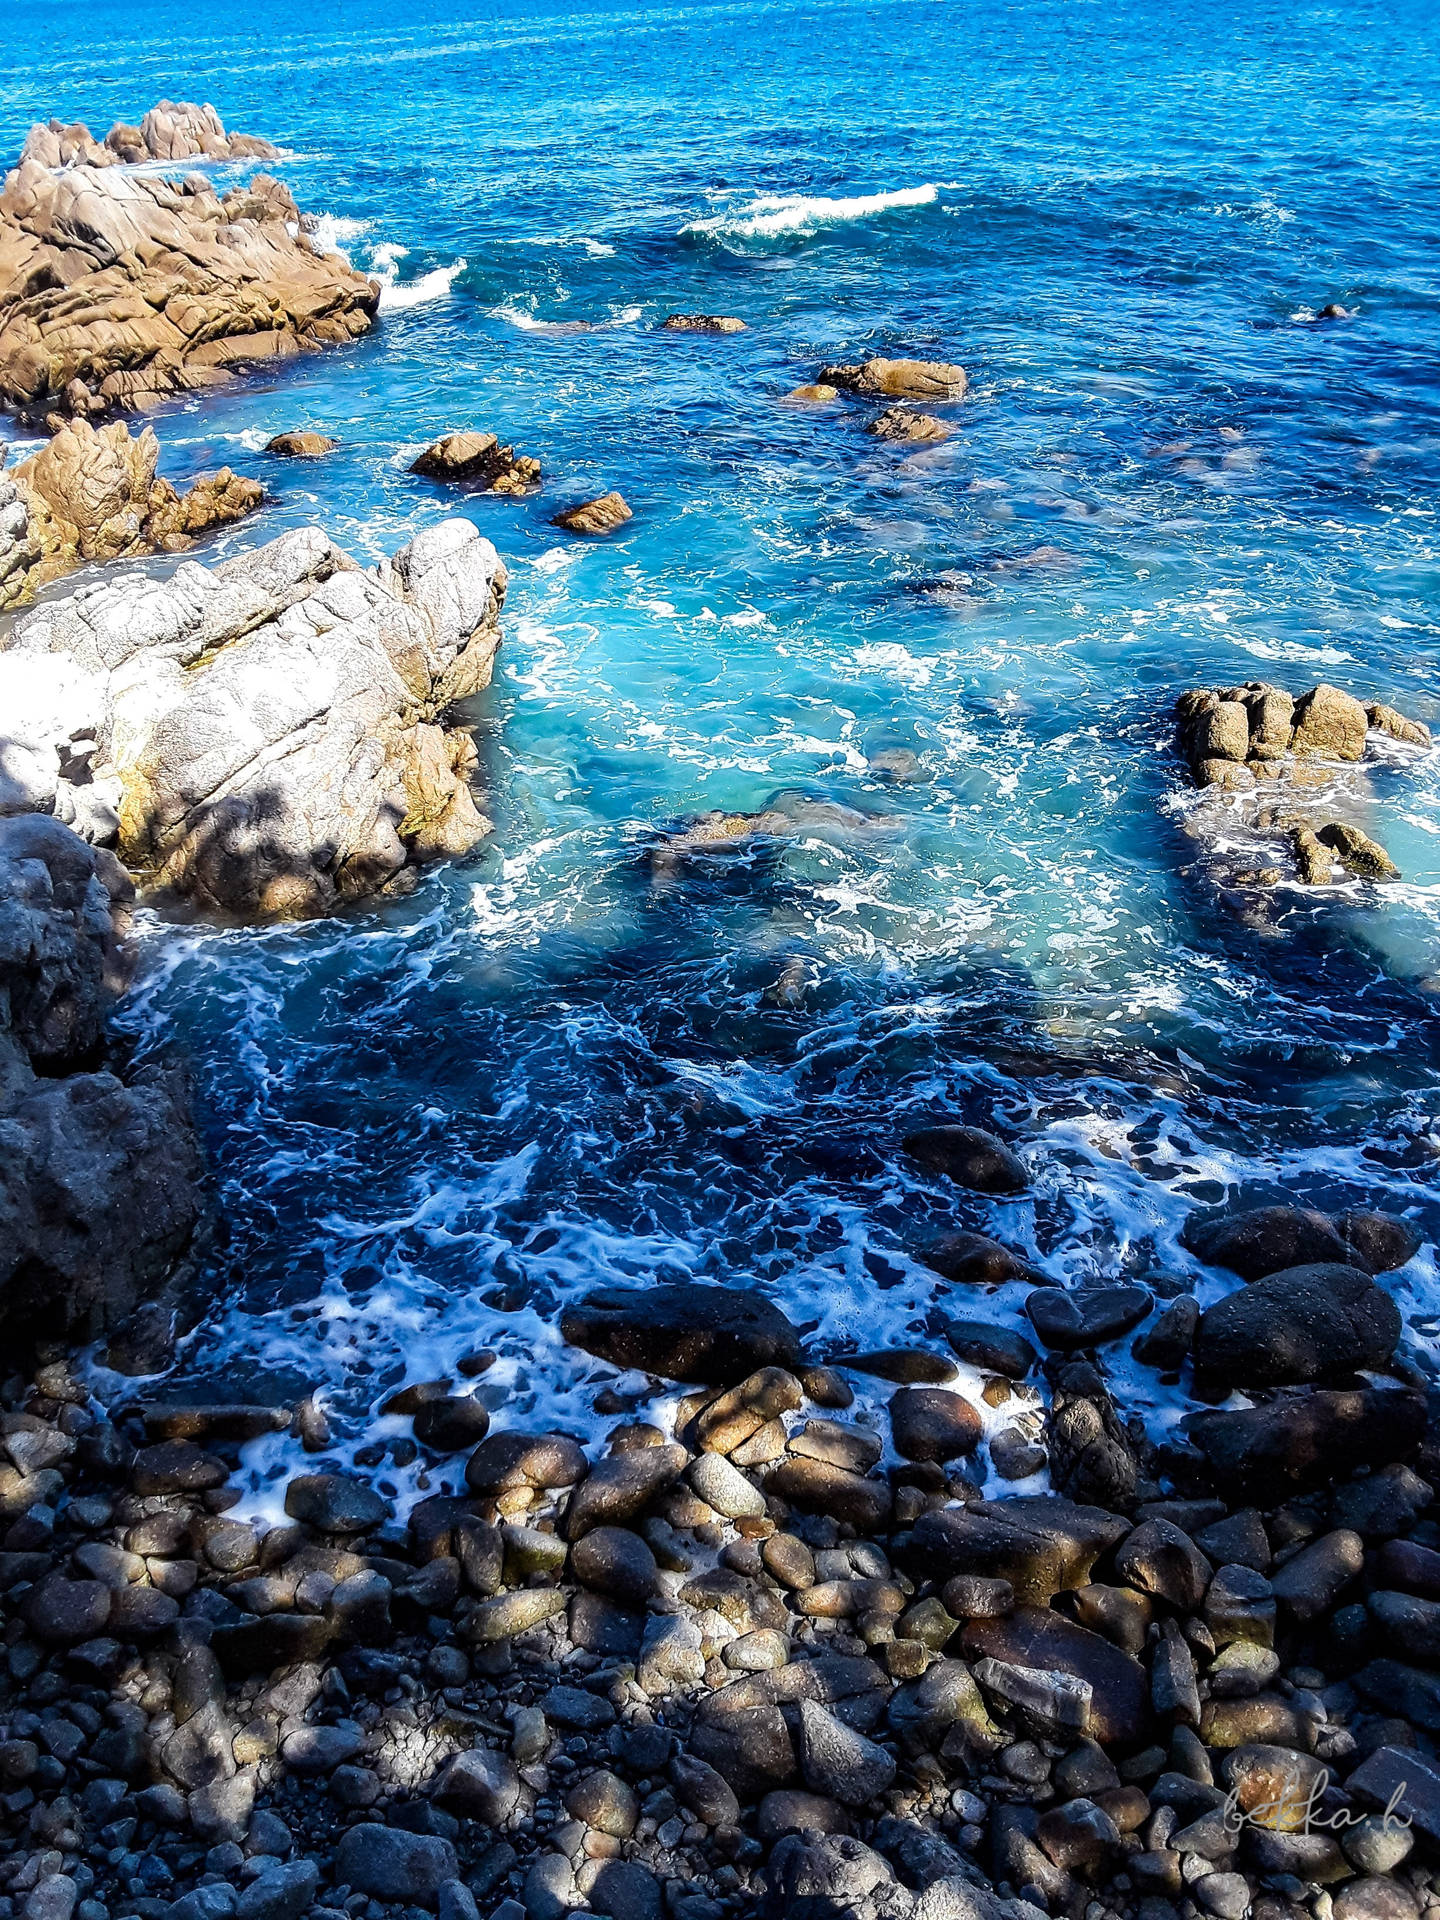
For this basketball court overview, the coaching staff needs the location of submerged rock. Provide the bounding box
[265,431,339,457]
[2,517,506,917]
[1,420,261,609]
[410,431,541,493]
[0,158,376,423]
[659,313,746,332]
[552,491,632,534]
[818,357,968,399]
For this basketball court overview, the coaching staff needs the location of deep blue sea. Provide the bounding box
[4,0,1440,1508]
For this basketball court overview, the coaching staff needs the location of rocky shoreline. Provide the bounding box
[0,1246,1437,1920]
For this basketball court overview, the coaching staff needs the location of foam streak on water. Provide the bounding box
[4,0,1440,1516]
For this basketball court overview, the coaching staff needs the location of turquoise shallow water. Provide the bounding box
[4,0,1440,1502]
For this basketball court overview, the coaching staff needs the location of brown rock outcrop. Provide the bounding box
[552,491,632,534]
[867,406,951,442]
[19,100,278,171]
[0,160,378,423]
[660,314,746,332]
[265,431,339,458]
[817,356,968,399]
[0,419,262,608]
[410,431,541,494]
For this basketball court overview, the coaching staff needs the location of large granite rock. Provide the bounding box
[1,421,261,610]
[0,157,377,423]
[0,813,202,1341]
[1,518,506,917]
[19,101,277,171]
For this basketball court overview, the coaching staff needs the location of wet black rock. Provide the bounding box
[946,1318,1037,1378]
[561,1282,802,1382]
[1027,1286,1152,1351]
[283,1473,392,1532]
[412,1394,491,1452]
[962,1605,1151,1748]
[1186,1386,1425,1503]
[902,1123,1030,1193]
[1335,1209,1423,1274]
[904,1495,1129,1603]
[1180,1204,1353,1280]
[921,1230,1034,1286]
[464,1430,588,1494]
[889,1385,982,1461]
[1193,1264,1401,1389]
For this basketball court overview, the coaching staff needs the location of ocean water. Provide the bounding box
[4,0,1440,1516]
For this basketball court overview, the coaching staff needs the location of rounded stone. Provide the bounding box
[570,1526,660,1607]
[889,1386,982,1462]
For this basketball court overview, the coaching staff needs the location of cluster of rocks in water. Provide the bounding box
[1,1204,1438,1920]
[1,421,261,610]
[0,147,377,428]
[1175,682,1432,892]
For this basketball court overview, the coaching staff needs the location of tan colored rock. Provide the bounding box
[867,406,951,443]
[1367,702,1431,748]
[786,384,838,403]
[1290,683,1368,760]
[19,102,280,170]
[1316,821,1399,879]
[1290,825,1335,884]
[552,491,632,535]
[265,431,339,458]
[410,431,541,493]
[0,420,262,609]
[0,159,377,423]
[660,314,746,332]
[817,356,968,399]
[1193,759,1255,792]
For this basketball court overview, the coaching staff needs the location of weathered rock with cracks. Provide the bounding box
[1,517,506,917]
[0,421,261,609]
[0,155,377,422]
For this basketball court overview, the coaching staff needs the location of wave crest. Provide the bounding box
[682,182,939,241]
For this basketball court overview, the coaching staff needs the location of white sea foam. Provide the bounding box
[307,212,372,263]
[370,241,467,310]
[682,182,939,240]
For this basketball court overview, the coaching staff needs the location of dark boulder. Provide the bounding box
[946,1319,1037,1378]
[1193,1265,1400,1389]
[921,1230,1032,1285]
[903,1496,1129,1603]
[1027,1287,1152,1352]
[1180,1204,1352,1280]
[962,1605,1151,1748]
[902,1124,1029,1194]
[560,1283,801,1382]
[1335,1210,1422,1275]
[1186,1387,1425,1504]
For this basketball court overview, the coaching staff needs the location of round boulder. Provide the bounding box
[889,1386,981,1462]
[1193,1264,1400,1389]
